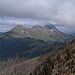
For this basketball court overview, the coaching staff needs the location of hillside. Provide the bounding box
[31,39,75,75]
[0,37,59,60]
[2,24,68,42]
[68,33,75,41]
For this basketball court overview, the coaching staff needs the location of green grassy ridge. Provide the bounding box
[33,44,65,61]
[2,25,69,42]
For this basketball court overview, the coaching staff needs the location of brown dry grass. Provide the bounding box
[0,57,40,75]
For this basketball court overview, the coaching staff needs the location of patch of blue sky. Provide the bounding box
[56,25,75,34]
[0,24,14,32]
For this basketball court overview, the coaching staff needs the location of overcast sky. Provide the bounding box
[0,0,75,33]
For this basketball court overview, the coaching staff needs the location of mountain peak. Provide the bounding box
[44,24,57,29]
[33,26,44,28]
[12,25,25,29]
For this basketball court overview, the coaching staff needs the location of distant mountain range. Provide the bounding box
[2,24,69,42]
[0,32,3,35]
[0,24,75,60]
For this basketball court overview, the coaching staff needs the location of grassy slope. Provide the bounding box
[0,36,60,60]
[2,25,68,42]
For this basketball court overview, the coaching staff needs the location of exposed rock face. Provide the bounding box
[31,39,75,75]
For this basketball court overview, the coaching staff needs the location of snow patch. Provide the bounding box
[50,29,54,32]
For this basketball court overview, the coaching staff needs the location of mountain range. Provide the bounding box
[2,24,68,42]
[0,24,75,75]
[0,24,75,60]
[0,32,3,35]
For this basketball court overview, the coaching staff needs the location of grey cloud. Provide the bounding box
[0,0,75,27]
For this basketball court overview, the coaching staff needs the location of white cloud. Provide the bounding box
[0,0,75,27]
